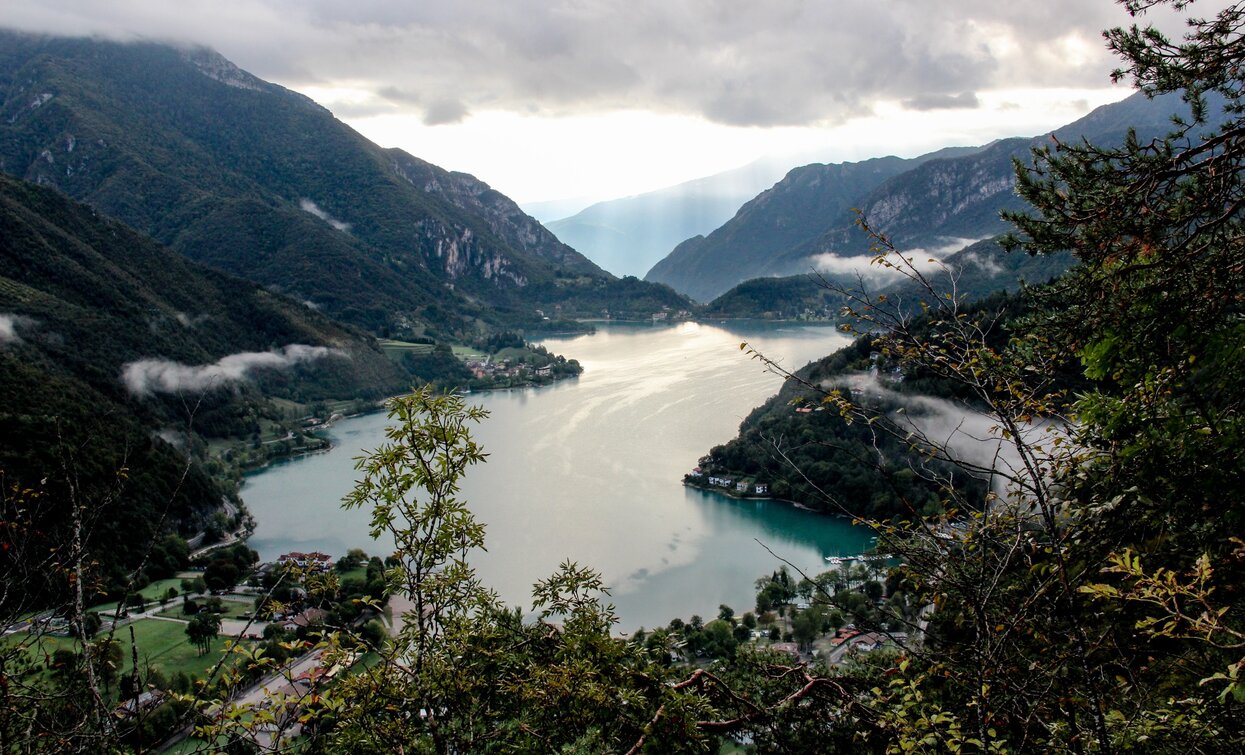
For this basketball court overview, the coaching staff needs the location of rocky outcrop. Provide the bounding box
[388,151,602,277]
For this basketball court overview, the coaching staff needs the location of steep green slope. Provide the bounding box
[0,173,406,406]
[0,349,221,607]
[647,92,1190,302]
[703,238,1073,319]
[0,173,408,605]
[0,32,685,335]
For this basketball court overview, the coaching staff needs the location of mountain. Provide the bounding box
[544,159,796,278]
[644,149,982,302]
[702,238,1073,320]
[0,171,406,404]
[646,92,1191,303]
[0,171,408,602]
[522,197,596,224]
[0,32,684,336]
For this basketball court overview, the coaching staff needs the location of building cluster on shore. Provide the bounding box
[465,357,554,381]
[686,467,769,496]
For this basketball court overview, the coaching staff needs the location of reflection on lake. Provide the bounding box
[243,321,875,629]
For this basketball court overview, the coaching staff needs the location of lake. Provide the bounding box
[242,321,875,630]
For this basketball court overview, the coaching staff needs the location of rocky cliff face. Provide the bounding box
[180,46,276,94]
[388,150,602,277]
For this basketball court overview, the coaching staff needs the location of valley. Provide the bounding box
[1,2,1243,750]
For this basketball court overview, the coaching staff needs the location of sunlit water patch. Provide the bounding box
[243,321,874,629]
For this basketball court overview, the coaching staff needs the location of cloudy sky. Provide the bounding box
[3,1,1214,206]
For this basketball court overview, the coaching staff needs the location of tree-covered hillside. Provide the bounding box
[696,293,1065,520]
[703,237,1074,320]
[647,91,1194,303]
[0,172,407,606]
[0,173,408,411]
[0,32,689,337]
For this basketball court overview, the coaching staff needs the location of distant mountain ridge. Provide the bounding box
[545,158,795,278]
[646,92,1192,303]
[0,31,683,336]
[644,147,983,302]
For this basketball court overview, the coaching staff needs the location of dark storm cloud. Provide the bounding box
[903,91,982,111]
[4,0,1214,126]
[422,98,469,126]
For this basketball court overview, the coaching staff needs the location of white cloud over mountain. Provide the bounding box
[4,0,1205,127]
[122,345,341,396]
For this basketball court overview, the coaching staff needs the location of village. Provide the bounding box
[463,354,560,384]
[684,463,770,497]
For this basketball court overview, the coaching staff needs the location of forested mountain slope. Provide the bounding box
[0,32,685,336]
[647,92,1190,302]
[0,172,406,604]
[696,293,1047,519]
[644,149,977,302]
[703,237,1073,319]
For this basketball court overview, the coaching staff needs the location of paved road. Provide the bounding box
[233,649,325,708]
[156,647,325,752]
[822,631,910,666]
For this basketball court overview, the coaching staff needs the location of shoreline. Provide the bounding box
[683,480,861,523]
[236,373,584,480]
[682,479,774,502]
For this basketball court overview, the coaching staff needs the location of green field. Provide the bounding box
[115,618,247,680]
[378,339,437,356]
[158,596,253,622]
[337,565,368,583]
[7,617,246,697]
[268,395,379,420]
[88,578,186,616]
[217,598,255,620]
[4,630,76,672]
[450,344,487,361]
